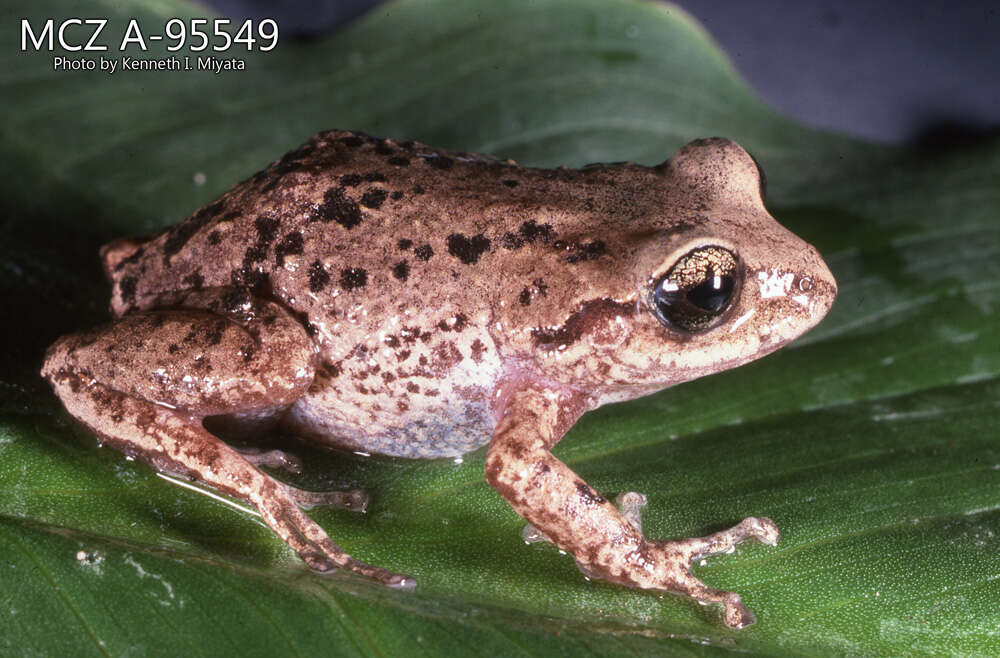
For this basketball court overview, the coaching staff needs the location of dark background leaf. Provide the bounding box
[1,0,998,655]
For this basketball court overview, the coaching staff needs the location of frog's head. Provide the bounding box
[568,138,838,401]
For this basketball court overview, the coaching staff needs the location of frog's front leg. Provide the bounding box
[41,288,410,588]
[485,384,778,628]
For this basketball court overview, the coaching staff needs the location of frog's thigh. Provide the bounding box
[42,288,409,587]
[485,385,778,629]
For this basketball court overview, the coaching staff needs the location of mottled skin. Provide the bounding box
[42,130,836,628]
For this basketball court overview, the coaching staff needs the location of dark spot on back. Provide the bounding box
[207,231,222,245]
[397,238,413,250]
[518,287,532,306]
[501,232,524,250]
[313,187,362,228]
[360,189,388,209]
[374,142,393,156]
[566,240,607,263]
[447,233,491,265]
[308,260,329,292]
[503,179,519,187]
[406,382,420,393]
[388,157,410,166]
[340,267,368,290]
[520,220,555,243]
[414,244,434,261]
[364,172,388,183]
[162,200,222,264]
[274,231,304,266]
[391,190,405,201]
[242,243,267,267]
[393,260,409,281]
[254,215,280,244]
[341,173,362,187]
[341,135,364,148]
[412,185,425,195]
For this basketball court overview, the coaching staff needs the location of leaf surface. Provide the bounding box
[2,1,998,655]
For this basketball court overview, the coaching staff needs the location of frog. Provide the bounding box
[41,130,836,628]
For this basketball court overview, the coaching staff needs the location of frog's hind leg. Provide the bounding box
[41,287,412,589]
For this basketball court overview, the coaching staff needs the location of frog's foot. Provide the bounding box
[286,484,369,513]
[258,492,414,589]
[518,487,775,627]
[240,448,303,474]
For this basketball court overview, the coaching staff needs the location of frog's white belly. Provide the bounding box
[283,355,502,459]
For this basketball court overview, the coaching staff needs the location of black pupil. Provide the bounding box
[687,270,734,312]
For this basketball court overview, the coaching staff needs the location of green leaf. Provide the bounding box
[2,0,998,655]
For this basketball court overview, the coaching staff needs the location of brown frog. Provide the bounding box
[42,130,836,628]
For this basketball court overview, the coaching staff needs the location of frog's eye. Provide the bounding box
[651,246,742,333]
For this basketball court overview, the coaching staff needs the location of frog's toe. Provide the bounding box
[746,517,780,546]
[384,573,418,591]
[521,522,548,544]
[688,516,780,559]
[287,485,369,512]
[614,491,648,533]
[722,595,756,630]
[301,551,338,573]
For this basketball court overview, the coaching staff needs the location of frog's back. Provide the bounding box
[103,130,666,457]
